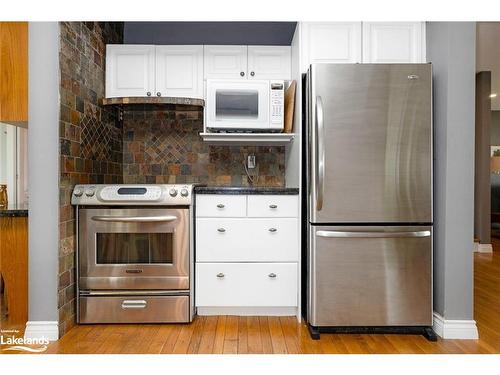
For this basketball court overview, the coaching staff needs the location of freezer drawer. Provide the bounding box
[79,295,190,324]
[308,225,432,327]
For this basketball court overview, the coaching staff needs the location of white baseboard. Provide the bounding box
[24,321,59,341]
[432,312,479,339]
[475,243,493,253]
[197,306,297,317]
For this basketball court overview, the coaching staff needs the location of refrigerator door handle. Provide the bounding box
[316,95,325,211]
[316,230,431,238]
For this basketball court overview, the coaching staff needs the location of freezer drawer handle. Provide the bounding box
[121,300,147,309]
[316,230,431,238]
[91,215,177,223]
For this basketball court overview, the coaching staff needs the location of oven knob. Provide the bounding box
[180,188,189,197]
[73,188,83,197]
[85,188,95,197]
[169,188,178,197]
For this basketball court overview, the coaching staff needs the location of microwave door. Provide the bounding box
[207,80,270,130]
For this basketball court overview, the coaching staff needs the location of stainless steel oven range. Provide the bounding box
[71,184,195,324]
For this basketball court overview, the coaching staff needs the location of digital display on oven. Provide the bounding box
[117,187,148,195]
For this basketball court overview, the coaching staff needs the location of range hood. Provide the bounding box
[101,96,205,107]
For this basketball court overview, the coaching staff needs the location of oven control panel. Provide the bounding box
[71,184,194,206]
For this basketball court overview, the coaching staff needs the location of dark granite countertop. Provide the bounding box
[0,204,29,217]
[194,186,299,195]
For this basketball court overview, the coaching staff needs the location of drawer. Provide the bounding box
[79,295,189,323]
[247,195,299,217]
[196,263,297,307]
[196,194,246,217]
[196,218,299,262]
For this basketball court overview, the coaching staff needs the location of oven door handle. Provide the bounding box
[91,215,178,223]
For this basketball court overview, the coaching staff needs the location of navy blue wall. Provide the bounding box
[123,22,297,45]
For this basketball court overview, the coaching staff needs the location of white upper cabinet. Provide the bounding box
[155,45,203,99]
[362,22,425,63]
[247,46,291,80]
[203,45,248,79]
[106,45,155,98]
[204,45,291,80]
[301,22,362,69]
[299,22,426,72]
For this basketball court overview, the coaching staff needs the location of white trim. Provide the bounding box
[24,321,59,341]
[432,312,479,339]
[197,306,297,317]
[475,243,493,253]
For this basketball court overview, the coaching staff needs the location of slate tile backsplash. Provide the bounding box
[122,105,285,186]
[58,21,123,337]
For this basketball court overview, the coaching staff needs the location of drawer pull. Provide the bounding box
[217,228,226,233]
[269,204,278,209]
[268,228,277,233]
[216,204,225,209]
[216,273,225,278]
[121,300,147,309]
[268,273,277,278]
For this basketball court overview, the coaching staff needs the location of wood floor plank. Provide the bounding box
[187,316,206,354]
[258,317,274,354]
[237,316,249,354]
[279,316,301,354]
[268,317,287,354]
[247,316,263,353]
[222,316,239,354]
[198,316,218,354]
[212,316,226,354]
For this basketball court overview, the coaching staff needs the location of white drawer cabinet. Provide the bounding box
[247,46,291,80]
[203,45,248,79]
[195,194,246,217]
[247,195,299,217]
[196,263,298,307]
[195,193,300,315]
[196,218,299,262]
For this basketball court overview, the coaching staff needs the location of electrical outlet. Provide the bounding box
[247,154,256,169]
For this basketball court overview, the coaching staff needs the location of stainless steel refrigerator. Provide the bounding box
[304,64,435,340]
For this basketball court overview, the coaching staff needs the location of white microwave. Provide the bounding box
[206,79,285,132]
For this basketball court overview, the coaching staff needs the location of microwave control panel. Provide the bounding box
[270,81,285,128]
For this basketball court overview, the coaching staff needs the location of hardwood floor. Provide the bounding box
[32,246,500,354]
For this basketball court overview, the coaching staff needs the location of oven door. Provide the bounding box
[78,208,189,290]
[206,80,270,130]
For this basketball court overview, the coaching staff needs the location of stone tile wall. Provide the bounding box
[58,22,123,337]
[122,105,285,186]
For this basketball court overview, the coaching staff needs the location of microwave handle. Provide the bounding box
[91,215,178,223]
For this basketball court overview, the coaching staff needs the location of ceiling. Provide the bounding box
[477,22,500,110]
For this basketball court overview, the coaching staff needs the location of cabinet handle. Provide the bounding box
[240,71,245,77]
[268,228,277,233]
[216,273,225,278]
[269,204,278,209]
[146,92,152,96]
[268,273,277,278]
[216,204,225,208]
[156,92,161,97]
[250,71,255,77]
[217,228,226,233]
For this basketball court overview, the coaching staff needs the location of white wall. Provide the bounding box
[27,22,60,335]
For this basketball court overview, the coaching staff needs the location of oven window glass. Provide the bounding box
[96,233,173,264]
[215,90,259,119]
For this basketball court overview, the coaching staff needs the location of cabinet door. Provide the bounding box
[155,46,203,99]
[247,46,291,80]
[105,45,155,98]
[301,22,362,71]
[362,22,425,63]
[204,45,248,79]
